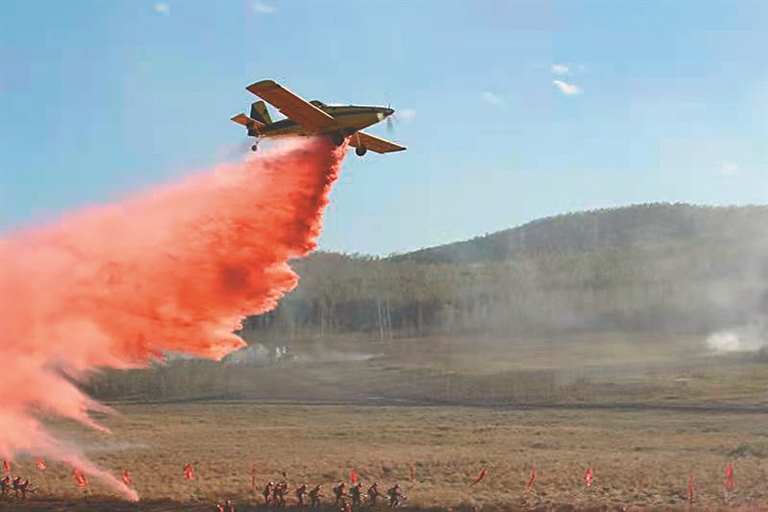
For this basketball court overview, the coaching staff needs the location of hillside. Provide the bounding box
[393,202,768,264]
[238,203,768,341]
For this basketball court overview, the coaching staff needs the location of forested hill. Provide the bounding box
[240,203,768,341]
[392,203,768,265]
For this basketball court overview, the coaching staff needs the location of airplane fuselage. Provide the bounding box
[258,104,392,138]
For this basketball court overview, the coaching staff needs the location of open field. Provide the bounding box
[89,333,768,408]
[2,402,767,511]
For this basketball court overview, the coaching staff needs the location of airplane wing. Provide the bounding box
[246,80,338,133]
[350,131,407,154]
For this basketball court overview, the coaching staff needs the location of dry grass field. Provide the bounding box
[2,402,767,511]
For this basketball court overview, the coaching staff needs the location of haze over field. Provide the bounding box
[84,203,768,411]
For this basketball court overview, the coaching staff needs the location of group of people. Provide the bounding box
[1,471,409,510]
[262,480,407,510]
[0,475,35,500]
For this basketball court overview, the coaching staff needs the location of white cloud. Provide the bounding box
[552,64,570,75]
[154,3,170,15]
[482,91,506,108]
[396,109,416,121]
[721,162,738,175]
[252,1,276,14]
[553,80,582,95]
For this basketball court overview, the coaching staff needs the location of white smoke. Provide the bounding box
[706,320,767,354]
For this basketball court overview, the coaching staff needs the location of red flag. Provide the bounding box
[184,463,195,481]
[687,475,695,505]
[469,468,487,488]
[35,458,46,470]
[410,463,415,484]
[525,464,537,492]
[122,469,132,486]
[584,466,593,489]
[725,462,735,491]
[73,468,88,488]
[350,469,359,484]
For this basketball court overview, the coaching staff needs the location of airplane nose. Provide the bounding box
[383,108,394,117]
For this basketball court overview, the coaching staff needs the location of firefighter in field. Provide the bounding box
[387,484,405,508]
[333,481,347,507]
[275,481,288,507]
[215,500,235,512]
[350,482,363,507]
[263,482,275,506]
[295,484,308,507]
[0,475,10,499]
[11,477,31,500]
[309,484,323,508]
[367,482,381,508]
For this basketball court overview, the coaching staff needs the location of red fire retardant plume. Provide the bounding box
[469,468,487,488]
[0,137,348,500]
[184,463,195,481]
[584,466,593,489]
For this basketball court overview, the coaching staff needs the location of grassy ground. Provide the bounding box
[89,333,768,408]
[6,334,766,510]
[3,402,766,511]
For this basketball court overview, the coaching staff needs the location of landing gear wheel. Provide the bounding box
[251,144,259,152]
[355,145,367,156]
[331,133,344,146]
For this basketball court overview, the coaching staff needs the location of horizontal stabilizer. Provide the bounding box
[231,113,259,127]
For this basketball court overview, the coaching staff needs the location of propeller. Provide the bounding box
[384,101,397,135]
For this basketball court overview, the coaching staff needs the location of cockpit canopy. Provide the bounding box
[309,100,327,108]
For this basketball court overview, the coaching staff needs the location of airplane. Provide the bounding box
[231,79,406,157]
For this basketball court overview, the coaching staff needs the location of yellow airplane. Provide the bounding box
[231,79,406,157]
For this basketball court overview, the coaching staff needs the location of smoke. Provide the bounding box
[706,319,768,354]
[0,136,347,499]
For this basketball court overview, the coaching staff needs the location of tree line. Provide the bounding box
[239,204,768,342]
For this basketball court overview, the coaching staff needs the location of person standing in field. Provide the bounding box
[0,476,10,499]
[263,482,275,506]
[387,484,404,508]
[367,482,381,508]
[295,484,308,507]
[279,482,289,507]
[309,484,323,508]
[333,482,347,507]
[350,482,363,507]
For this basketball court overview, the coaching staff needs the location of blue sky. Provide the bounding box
[1,0,766,255]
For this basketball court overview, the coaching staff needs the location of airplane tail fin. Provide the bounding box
[231,113,264,137]
[250,101,272,124]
